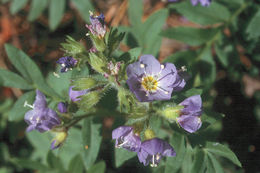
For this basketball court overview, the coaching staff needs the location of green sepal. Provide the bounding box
[78,91,101,111]
[89,53,108,73]
[117,87,137,112]
[61,36,86,56]
[160,105,184,122]
[71,77,104,91]
[89,33,106,52]
[107,28,125,55]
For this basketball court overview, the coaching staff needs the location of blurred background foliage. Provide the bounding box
[0,0,259,172]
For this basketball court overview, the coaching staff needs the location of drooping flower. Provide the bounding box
[190,0,211,6]
[126,55,185,102]
[112,126,141,152]
[177,95,202,133]
[86,12,106,38]
[24,90,61,133]
[57,102,67,113]
[56,56,77,73]
[69,86,88,102]
[137,138,176,167]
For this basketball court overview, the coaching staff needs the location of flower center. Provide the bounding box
[141,76,158,92]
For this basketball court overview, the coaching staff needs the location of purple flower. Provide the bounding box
[24,90,61,133]
[86,13,106,38]
[56,57,77,73]
[190,0,211,6]
[112,126,141,152]
[69,86,88,102]
[179,95,202,116]
[57,102,67,113]
[177,95,202,133]
[126,55,185,102]
[137,138,176,167]
[168,0,211,6]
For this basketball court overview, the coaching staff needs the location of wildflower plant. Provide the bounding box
[1,0,251,172]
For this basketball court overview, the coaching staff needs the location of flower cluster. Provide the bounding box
[23,11,204,168]
[112,126,176,167]
[86,12,106,38]
[56,56,77,73]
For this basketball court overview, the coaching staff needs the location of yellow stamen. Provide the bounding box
[141,76,158,92]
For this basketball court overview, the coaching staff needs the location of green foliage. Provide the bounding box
[7,0,94,30]
[49,0,66,31]
[246,9,260,40]
[115,148,136,168]
[0,69,33,90]
[1,0,254,172]
[161,27,219,46]
[81,117,103,170]
[170,1,231,25]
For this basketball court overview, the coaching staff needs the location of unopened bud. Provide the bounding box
[51,131,68,150]
[144,129,156,140]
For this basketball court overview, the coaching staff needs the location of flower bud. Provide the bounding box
[69,86,89,102]
[144,129,156,140]
[71,77,99,91]
[61,36,85,55]
[89,53,108,73]
[57,102,67,113]
[51,131,68,150]
[161,105,184,122]
[78,91,101,111]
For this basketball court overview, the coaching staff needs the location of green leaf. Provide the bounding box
[206,152,224,173]
[4,44,61,99]
[49,0,66,30]
[181,144,193,173]
[88,161,106,173]
[165,132,186,173]
[71,77,99,90]
[26,131,52,162]
[71,0,93,22]
[115,148,136,168]
[10,0,28,14]
[47,151,65,172]
[141,9,168,55]
[117,47,141,63]
[192,148,206,173]
[161,27,219,46]
[68,155,84,173]
[8,91,35,121]
[28,0,49,21]
[205,142,242,167]
[11,158,49,171]
[183,88,203,97]
[170,1,230,25]
[0,69,33,89]
[246,9,260,40]
[215,41,234,67]
[5,44,32,82]
[81,117,102,169]
[53,128,83,169]
[196,47,216,87]
[128,0,143,26]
